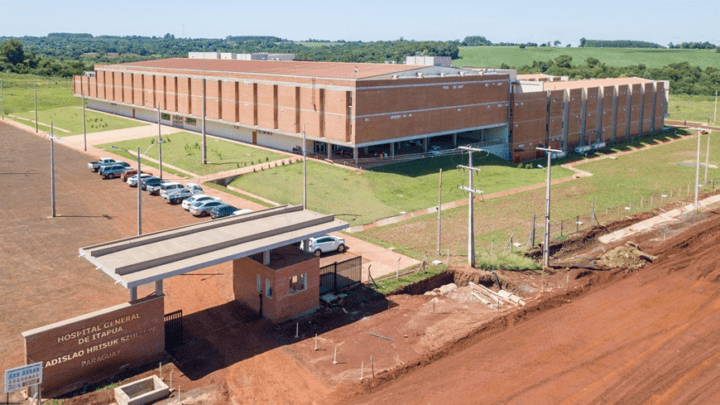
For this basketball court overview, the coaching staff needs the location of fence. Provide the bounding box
[319,256,363,295]
[164,310,183,350]
[526,177,720,247]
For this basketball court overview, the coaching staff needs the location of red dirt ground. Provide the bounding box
[333,212,720,405]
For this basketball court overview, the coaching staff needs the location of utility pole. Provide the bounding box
[437,169,442,255]
[537,147,563,268]
[714,90,717,125]
[50,122,56,218]
[1,79,4,120]
[202,78,207,165]
[303,125,307,209]
[705,133,710,184]
[457,146,485,267]
[695,131,701,211]
[137,147,142,235]
[82,90,87,152]
[35,84,38,133]
[158,104,163,179]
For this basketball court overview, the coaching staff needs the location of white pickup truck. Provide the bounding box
[88,158,115,172]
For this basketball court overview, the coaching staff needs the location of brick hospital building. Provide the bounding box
[73,58,667,163]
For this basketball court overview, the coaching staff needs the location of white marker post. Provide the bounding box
[360,361,364,381]
[295,322,299,339]
[333,346,338,365]
[314,334,318,351]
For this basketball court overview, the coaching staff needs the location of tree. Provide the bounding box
[554,40,561,47]
[579,37,586,47]
[586,57,599,68]
[0,39,25,65]
[554,55,573,69]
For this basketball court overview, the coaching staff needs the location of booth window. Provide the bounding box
[289,273,307,294]
[265,279,273,299]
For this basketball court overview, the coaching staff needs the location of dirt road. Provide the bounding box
[337,213,720,405]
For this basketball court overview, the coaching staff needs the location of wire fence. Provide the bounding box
[528,177,720,247]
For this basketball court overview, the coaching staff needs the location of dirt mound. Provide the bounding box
[598,241,656,270]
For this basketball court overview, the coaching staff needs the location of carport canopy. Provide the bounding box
[79,205,349,289]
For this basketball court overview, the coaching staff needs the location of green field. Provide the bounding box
[455,46,720,69]
[11,106,146,136]
[1,73,144,135]
[229,153,574,225]
[356,129,720,260]
[667,95,718,124]
[96,132,287,176]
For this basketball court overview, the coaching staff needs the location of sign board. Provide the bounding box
[4,362,42,393]
[22,296,164,397]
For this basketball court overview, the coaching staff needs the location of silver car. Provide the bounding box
[182,194,219,211]
[126,173,152,187]
[189,200,224,217]
[300,235,347,257]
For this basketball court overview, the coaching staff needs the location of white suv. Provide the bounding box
[301,235,347,257]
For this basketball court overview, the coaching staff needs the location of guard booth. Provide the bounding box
[79,205,348,323]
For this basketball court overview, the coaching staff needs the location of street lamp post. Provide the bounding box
[158,104,163,179]
[537,147,563,268]
[111,145,144,235]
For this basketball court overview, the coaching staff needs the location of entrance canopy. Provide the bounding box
[79,205,348,289]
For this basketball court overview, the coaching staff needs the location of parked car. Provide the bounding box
[300,235,347,257]
[121,169,150,181]
[126,173,153,187]
[163,187,192,204]
[189,200,224,217]
[184,183,204,195]
[141,177,164,192]
[158,182,187,202]
[210,204,239,219]
[182,194,220,211]
[88,158,115,172]
[98,164,129,179]
[97,161,130,175]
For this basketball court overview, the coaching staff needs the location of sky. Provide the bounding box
[1,0,718,46]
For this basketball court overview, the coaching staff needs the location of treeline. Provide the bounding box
[0,36,459,77]
[515,55,720,96]
[579,38,663,48]
[668,41,717,50]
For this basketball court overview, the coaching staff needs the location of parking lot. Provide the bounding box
[0,121,217,388]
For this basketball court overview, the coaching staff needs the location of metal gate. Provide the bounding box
[319,256,362,295]
[164,310,183,350]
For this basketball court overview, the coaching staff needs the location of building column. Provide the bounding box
[263,250,271,266]
[302,239,310,253]
[364,146,369,154]
[390,142,395,159]
[453,133,457,147]
[327,143,332,160]
[155,280,163,297]
[129,287,137,302]
[353,147,358,164]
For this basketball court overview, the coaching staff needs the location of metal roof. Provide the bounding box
[79,205,348,288]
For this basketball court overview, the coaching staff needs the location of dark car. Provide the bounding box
[210,204,239,219]
[140,176,163,191]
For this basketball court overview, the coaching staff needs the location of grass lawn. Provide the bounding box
[1,73,144,135]
[229,153,574,225]
[12,106,146,136]
[356,129,720,260]
[96,132,287,176]
[0,73,79,114]
[455,46,720,69]
[667,95,718,124]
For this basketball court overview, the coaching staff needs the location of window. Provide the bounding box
[265,279,272,299]
[289,273,307,294]
[161,113,170,120]
[185,117,197,125]
[256,274,261,292]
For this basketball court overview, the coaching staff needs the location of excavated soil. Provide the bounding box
[334,208,720,405]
